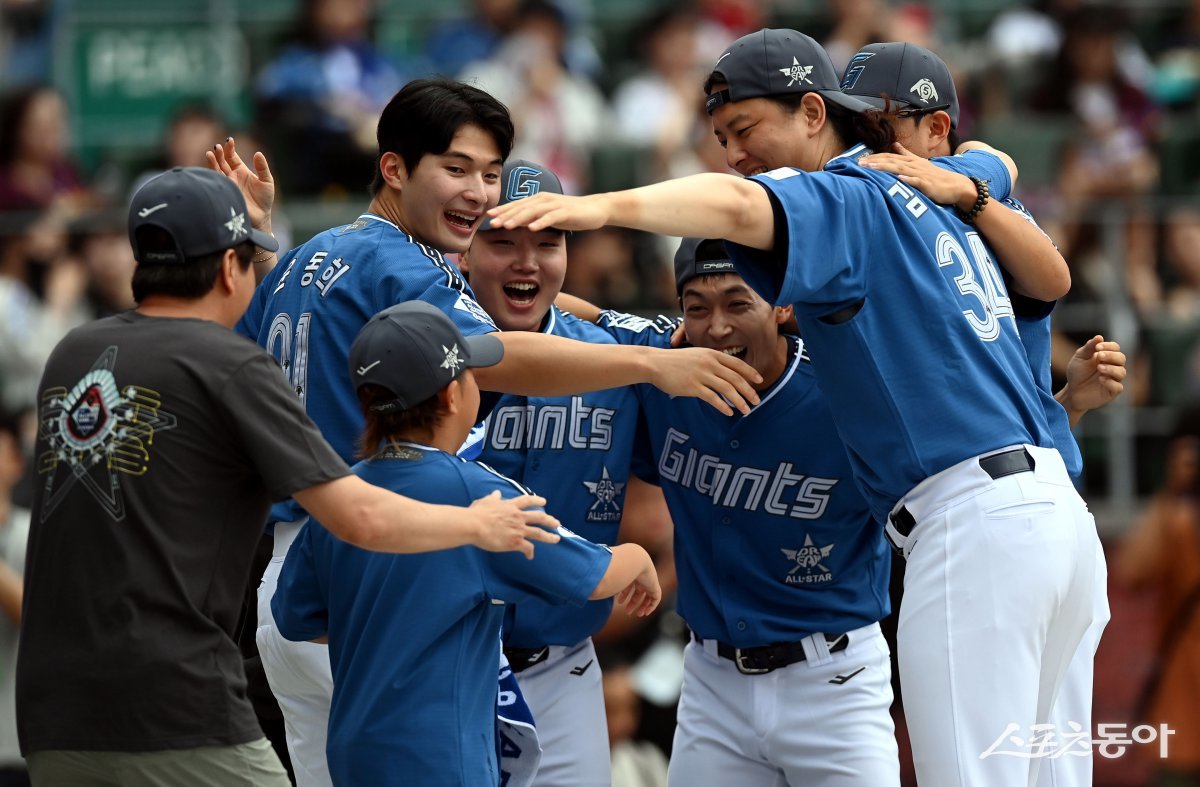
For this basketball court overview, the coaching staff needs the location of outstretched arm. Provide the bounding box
[1055,336,1127,427]
[206,137,279,281]
[862,144,1069,301]
[294,479,561,558]
[475,331,762,416]
[488,173,776,251]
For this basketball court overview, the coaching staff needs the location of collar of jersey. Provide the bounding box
[747,335,806,414]
[359,212,407,238]
[540,306,559,335]
[825,143,870,169]
[380,439,440,455]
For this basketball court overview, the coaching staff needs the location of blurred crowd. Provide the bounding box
[1,0,1200,784]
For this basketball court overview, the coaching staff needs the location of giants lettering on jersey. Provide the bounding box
[658,428,837,519]
[487,397,615,452]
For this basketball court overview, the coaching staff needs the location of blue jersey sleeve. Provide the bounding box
[595,310,677,348]
[271,521,330,642]
[929,149,1012,202]
[733,169,877,316]
[464,464,613,607]
[378,244,497,337]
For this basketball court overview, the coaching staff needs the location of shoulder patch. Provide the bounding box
[336,218,370,234]
[763,167,801,181]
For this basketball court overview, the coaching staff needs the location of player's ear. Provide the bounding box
[217,248,239,295]
[440,379,461,417]
[925,111,952,151]
[801,93,827,135]
[378,151,408,192]
[775,304,794,326]
[459,249,471,274]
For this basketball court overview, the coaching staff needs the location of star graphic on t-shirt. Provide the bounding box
[779,58,814,87]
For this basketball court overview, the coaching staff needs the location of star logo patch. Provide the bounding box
[779,58,814,87]
[441,343,464,373]
[224,207,248,240]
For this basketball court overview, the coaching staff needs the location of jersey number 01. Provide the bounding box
[267,311,312,400]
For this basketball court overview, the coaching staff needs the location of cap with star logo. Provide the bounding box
[128,166,278,265]
[349,300,504,413]
[705,28,876,116]
[838,42,959,128]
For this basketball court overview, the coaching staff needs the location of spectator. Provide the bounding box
[0,409,28,787]
[255,0,405,195]
[603,661,668,787]
[65,210,135,319]
[821,0,893,75]
[612,6,704,150]
[460,0,609,193]
[424,0,521,79]
[0,85,87,214]
[1118,404,1200,785]
[128,104,228,198]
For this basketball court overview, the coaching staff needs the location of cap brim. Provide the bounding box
[819,89,880,114]
[464,332,504,368]
[247,226,279,252]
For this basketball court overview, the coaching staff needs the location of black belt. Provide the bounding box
[889,447,1036,539]
[504,646,550,674]
[691,631,849,675]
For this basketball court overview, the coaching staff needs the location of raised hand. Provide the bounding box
[468,490,562,559]
[206,137,276,234]
[1059,335,1127,423]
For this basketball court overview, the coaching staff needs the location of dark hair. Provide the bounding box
[356,384,444,459]
[131,226,254,302]
[371,79,515,195]
[766,92,896,153]
[0,85,58,167]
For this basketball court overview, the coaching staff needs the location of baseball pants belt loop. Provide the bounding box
[690,630,849,675]
[886,446,1036,554]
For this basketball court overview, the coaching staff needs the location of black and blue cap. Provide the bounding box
[478,158,565,232]
[705,28,877,116]
[128,167,277,265]
[839,42,960,128]
[674,237,737,295]
[349,301,504,413]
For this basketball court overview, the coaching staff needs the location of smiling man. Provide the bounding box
[229,79,759,786]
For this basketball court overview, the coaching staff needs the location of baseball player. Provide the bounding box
[219,78,759,786]
[460,159,643,787]
[582,237,900,786]
[839,42,1125,784]
[270,300,661,787]
[488,29,1106,787]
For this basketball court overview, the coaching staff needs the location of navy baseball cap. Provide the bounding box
[478,158,565,231]
[674,238,737,295]
[128,167,277,264]
[839,42,959,127]
[705,28,876,116]
[349,301,504,413]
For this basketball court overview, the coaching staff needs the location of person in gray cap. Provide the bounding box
[841,41,1124,787]
[14,167,561,787]
[462,159,655,787]
[270,300,661,787]
[488,26,1106,787]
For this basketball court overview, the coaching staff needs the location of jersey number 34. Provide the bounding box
[936,231,1014,342]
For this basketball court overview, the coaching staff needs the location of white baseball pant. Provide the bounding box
[667,622,899,787]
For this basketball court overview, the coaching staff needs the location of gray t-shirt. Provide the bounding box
[17,311,350,753]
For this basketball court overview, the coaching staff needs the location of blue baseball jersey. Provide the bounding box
[729,147,1054,521]
[997,197,1084,482]
[596,313,890,646]
[477,307,640,649]
[237,213,497,464]
[271,442,611,787]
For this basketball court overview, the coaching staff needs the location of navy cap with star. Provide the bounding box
[705,28,876,116]
[128,167,277,265]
